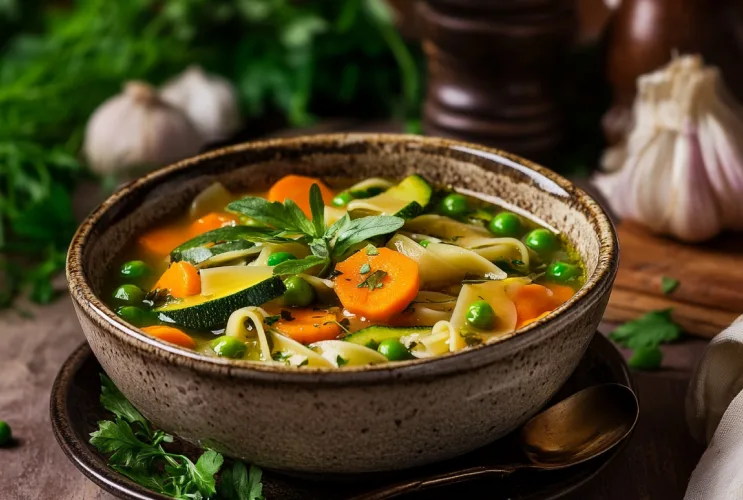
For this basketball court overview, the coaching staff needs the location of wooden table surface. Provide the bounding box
[0,122,711,499]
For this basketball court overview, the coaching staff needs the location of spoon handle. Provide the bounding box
[350,465,517,500]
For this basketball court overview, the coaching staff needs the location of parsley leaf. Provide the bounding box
[309,184,326,237]
[357,270,387,290]
[325,213,351,240]
[661,276,679,295]
[333,216,404,257]
[359,263,371,274]
[90,375,264,499]
[227,196,314,236]
[365,244,379,256]
[99,374,149,432]
[189,450,224,497]
[628,345,663,370]
[609,309,682,349]
[336,355,349,367]
[272,255,328,276]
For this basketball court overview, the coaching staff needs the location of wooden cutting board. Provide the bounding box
[605,221,743,338]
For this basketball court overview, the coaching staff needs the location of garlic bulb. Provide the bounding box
[160,65,241,143]
[84,81,204,175]
[594,55,743,242]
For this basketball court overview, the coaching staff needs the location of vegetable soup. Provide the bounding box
[106,174,584,367]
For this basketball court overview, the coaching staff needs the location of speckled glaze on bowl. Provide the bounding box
[66,134,618,475]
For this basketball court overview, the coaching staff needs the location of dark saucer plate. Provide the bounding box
[50,333,634,500]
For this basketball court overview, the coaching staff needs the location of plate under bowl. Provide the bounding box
[50,333,634,500]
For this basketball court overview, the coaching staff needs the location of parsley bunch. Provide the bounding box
[227,184,404,276]
[90,375,264,500]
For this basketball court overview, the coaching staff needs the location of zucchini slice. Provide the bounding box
[155,276,285,330]
[347,174,432,219]
[344,325,432,349]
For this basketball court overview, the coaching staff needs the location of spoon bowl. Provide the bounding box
[522,383,639,469]
[354,383,639,499]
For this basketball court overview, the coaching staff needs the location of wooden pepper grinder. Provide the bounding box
[604,0,743,145]
[419,0,577,161]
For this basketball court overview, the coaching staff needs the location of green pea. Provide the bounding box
[210,336,247,359]
[546,261,581,282]
[466,300,496,330]
[267,252,297,267]
[120,260,150,279]
[332,191,353,207]
[112,284,146,305]
[488,212,523,237]
[377,339,412,361]
[439,193,470,217]
[419,239,431,248]
[524,228,559,254]
[0,420,11,446]
[117,306,158,327]
[283,276,316,307]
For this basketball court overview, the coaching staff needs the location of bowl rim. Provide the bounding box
[66,133,618,384]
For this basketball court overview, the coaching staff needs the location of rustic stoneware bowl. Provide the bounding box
[66,134,618,475]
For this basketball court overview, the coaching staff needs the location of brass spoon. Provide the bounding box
[353,383,639,500]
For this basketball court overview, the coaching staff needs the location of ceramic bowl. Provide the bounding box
[66,134,618,475]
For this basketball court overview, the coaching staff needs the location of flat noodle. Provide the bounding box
[449,281,518,339]
[387,234,502,287]
[309,340,388,367]
[249,242,309,267]
[405,215,530,266]
[200,266,273,296]
[270,331,333,367]
[225,306,272,361]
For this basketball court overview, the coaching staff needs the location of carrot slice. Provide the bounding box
[267,175,334,217]
[190,212,237,233]
[153,261,201,298]
[518,311,551,329]
[546,283,576,305]
[141,325,196,349]
[334,247,420,322]
[274,309,342,344]
[514,284,556,325]
[138,226,190,256]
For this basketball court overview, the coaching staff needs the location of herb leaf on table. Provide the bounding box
[90,375,264,499]
[609,309,683,370]
[661,276,680,295]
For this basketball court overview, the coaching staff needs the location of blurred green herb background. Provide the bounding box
[0,0,422,307]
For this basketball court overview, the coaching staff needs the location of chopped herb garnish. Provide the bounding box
[280,310,295,321]
[511,259,525,267]
[264,315,281,326]
[365,244,379,256]
[357,270,388,290]
[272,351,292,363]
[359,263,371,274]
[661,276,679,295]
[298,358,309,367]
[329,269,344,279]
[336,355,349,367]
[325,319,351,334]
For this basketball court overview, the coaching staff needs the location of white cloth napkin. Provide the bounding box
[685,314,743,499]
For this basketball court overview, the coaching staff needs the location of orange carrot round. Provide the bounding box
[267,175,334,217]
[141,325,196,349]
[545,283,576,305]
[514,284,556,325]
[334,247,420,322]
[190,212,237,233]
[153,261,201,298]
[274,309,341,344]
[138,227,190,256]
[518,311,551,329]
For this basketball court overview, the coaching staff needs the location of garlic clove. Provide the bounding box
[84,81,205,175]
[160,65,241,144]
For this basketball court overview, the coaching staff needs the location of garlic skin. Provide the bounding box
[594,56,743,242]
[84,81,204,175]
[160,65,241,144]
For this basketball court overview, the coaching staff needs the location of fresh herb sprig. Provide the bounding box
[228,184,404,276]
[608,309,683,370]
[90,375,264,500]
